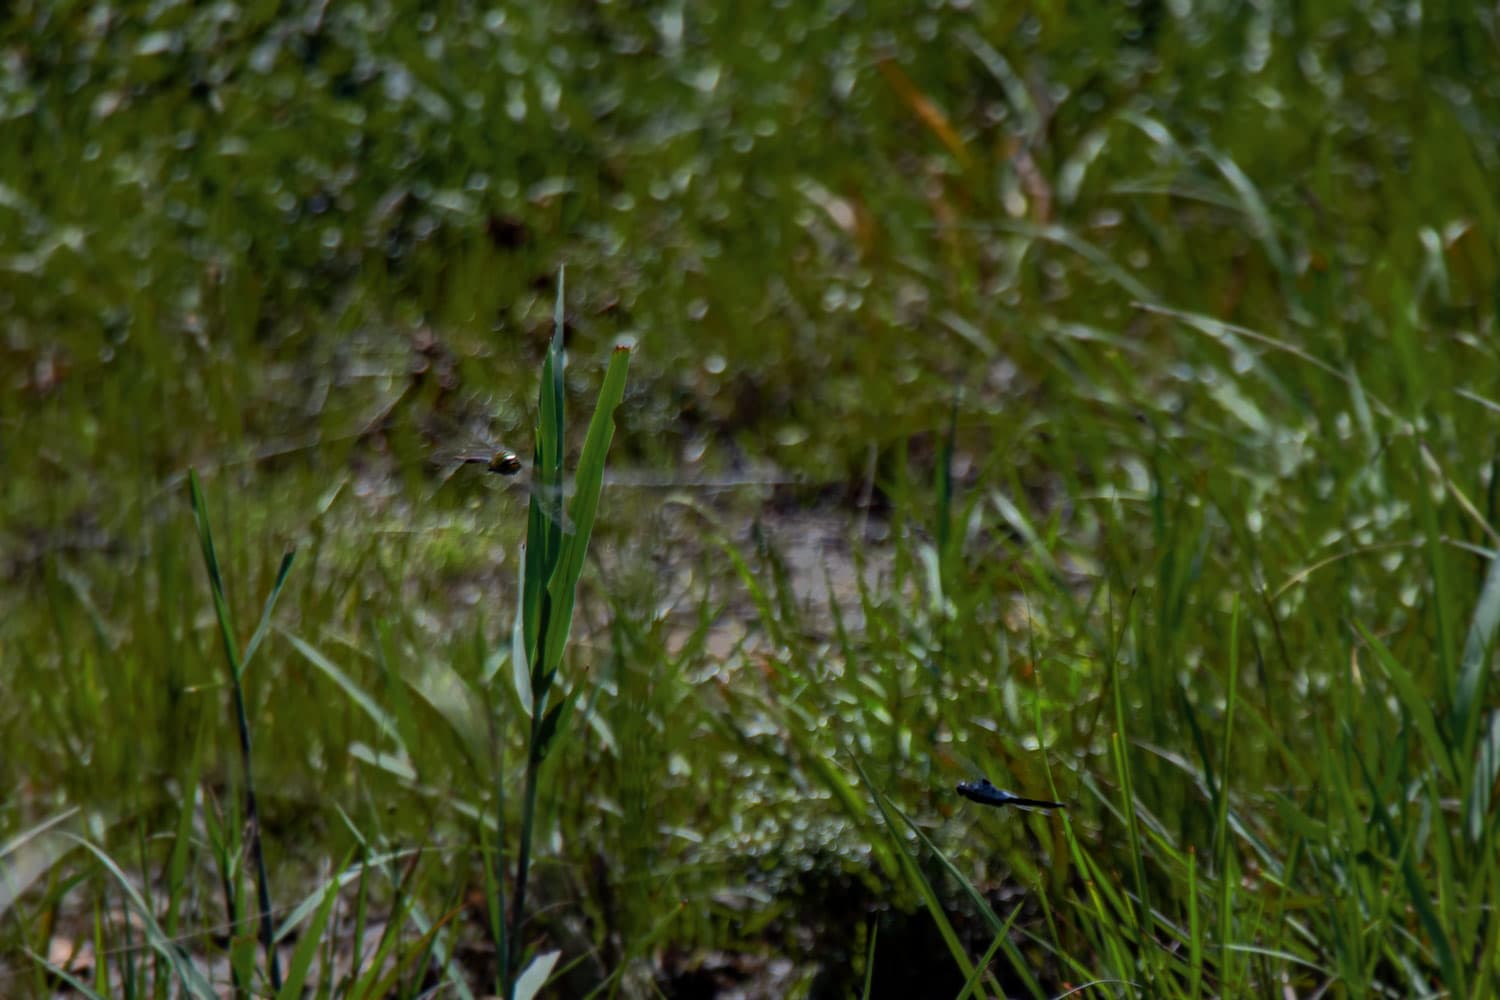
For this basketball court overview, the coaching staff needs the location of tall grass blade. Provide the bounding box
[1355,623,1455,781]
[1469,711,1500,846]
[1349,726,1461,992]
[25,951,108,1000]
[1215,597,1241,992]
[520,269,569,673]
[1456,554,1500,769]
[506,269,631,1000]
[241,550,296,675]
[284,632,409,752]
[354,904,464,1000]
[850,758,978,985]
[187,470,284,992]
[860,921,878,1000]
[954,928,1009,1000]
[540,344,631,681]
[892,803,1043,999]
[1201,144,1290,280]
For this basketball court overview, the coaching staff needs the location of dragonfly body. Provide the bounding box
[443,445,523,477]
[956,778,1065,810]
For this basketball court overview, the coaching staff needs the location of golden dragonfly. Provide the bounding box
[431,431,574,531]
[435,441,523,478]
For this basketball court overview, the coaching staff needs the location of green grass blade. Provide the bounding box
[187,470,243,682]
[0,807,79,917]
[355,904,464,1000]
[187,469,282,992]
[241,548,297,675]
[1355,622,1455,782]
[892,803,1044,998]
[63,836,219,1000]
[1456,554,1500,772]
[1349,726,1461,992]
[26,950,109,1000]
[540,345,631,680]
[1468,711,1500,847]
[521,268,570,669]
[954,926,1009,1000]
[1215,597,1241,991]
[850,757,979,988]
[860,921,878,1000]
[284,631,408,752]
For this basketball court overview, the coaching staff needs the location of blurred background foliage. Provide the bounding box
[5,0,1500,996]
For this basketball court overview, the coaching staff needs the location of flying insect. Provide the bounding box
[956,778,1065,811]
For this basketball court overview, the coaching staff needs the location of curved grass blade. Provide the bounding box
[61,835,219,1000]
[889,797,1045,999]
[283,631,409,754]
[0,807,79,917]
[849,756,980,989]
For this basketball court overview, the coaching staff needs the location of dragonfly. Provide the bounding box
[433,426,801,533]
[430,430,576,532]
[429,422,526,481]
[439,443,523,477]
[956,777,1066,811]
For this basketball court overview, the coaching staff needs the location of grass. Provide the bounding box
[5,1,1500,996]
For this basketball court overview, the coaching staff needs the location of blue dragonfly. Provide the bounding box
[956,777,1065,811]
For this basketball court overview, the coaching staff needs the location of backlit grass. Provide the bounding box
[5,2,1500,997]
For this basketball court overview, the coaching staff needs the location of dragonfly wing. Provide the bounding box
[1004,794,1066,809]
[520,478,576,534]
[429,445,491,489]
[429,457,467,492]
